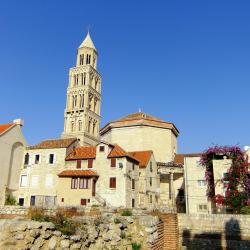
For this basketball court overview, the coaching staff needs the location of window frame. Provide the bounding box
[109,177,116,189]
[71,178,78,189]
[20,175,27,187]
[48,153,55,164]
[111,158,116,168]
[79,178,89,189]
[88,159,93,168]
[34,154,40,164]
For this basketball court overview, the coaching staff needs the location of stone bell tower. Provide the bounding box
[61,32,101,145]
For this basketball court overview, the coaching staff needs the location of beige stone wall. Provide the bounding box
[57,177,93,206]
[0,125,26,205]
[179,213,250,249]
[13,147,68,207]
[138,154,160,208]
[184,156,211,214]
[101,126,177,163]
[185,157,232,214]
[64,143,139,208]
[213,159,232,197]
[159,173,184,208]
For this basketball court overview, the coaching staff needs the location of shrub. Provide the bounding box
[121,209,132,216]
[91,204,100,208]
[132,242,142,250]
[50,212,77,236]
[240,206,250,214]
[5,195,17,205]
[28,208,50,222]
[114,218,121,224]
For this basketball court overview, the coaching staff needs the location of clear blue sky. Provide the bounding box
[1,0,250,153]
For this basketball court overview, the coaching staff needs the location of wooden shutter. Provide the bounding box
[76,160,81,169]
[88,159,93,168]
[111,158,116,167]
[110,177,116,188]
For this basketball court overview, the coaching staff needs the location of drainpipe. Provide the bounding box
[184,157,189,214]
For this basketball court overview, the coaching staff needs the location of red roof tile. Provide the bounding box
[0,123,15,135]
[174,153,202,165]
[100,112,179,136]
[129,151,153,168]
[108,144,140,163]
[66,146,96,160]
[28,138,77,149]
[58,170,98,177]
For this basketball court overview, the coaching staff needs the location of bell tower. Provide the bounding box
[61,32,101,145]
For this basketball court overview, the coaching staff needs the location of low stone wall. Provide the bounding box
[0,213,162,250]
[178,213,250,250]
[0,206,28,216]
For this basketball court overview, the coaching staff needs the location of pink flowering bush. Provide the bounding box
[200,146,250,213]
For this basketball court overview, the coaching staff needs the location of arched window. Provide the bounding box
[80,54,84,65]
[24,153,29,165]
[74,95,77,108]
[83,72,86,85]
[71,122,74,132]
[93,123,96,135]
[88,120,91,133]
[79,121,82,131]
[72,95,75,108]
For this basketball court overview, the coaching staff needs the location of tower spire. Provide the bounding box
[79,31,97,51]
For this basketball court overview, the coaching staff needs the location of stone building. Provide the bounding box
[184,153,234,214]
[0,119,26,205]
[61,32,101,146]
[100,112,179,163]
[13,138,79,207]
[58,142,140,208]
[129,150,160,209]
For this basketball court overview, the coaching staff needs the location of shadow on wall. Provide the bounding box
[182,218,250,250]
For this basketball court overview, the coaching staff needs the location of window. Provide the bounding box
[61,198,64,202]
[76,160,81,169]
[79,178,88,189]
[132,164,135,170]
[110,177,116,189]
[197,180,206,187]
[24,153,29,165]
[99,146,105,152]
[150,195,152,203]
[83,72,86,85]
[88,159,93,168]
[93,123,96,135]
[71,122,74,132]
[80,54,84,65]
[132,179,135,190]
[150,177,152,186]
[71,178,78,189]
[78,121,82,131]
[132,198,135,208]
[20,175,27,187]
[198,204,208,212]
[150,162,153,172]
[31,176,39,187]
[111,158,116,167]
[34,154,40,164]
[45,174,53,187]
[49,154,55,164]
[81,199,87,206]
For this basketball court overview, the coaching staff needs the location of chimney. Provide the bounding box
[13,119,24,127]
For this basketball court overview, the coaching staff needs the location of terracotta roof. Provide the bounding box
[108,144,140,163]
[58,170,98,177]
[28,138,77,149]
[66,146,96,160]
[100,112,179,136]
[129,150,153,168]
[174,153,202,165]
[0,123,15,135]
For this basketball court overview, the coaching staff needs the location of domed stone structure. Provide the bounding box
[100,112,179,163]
